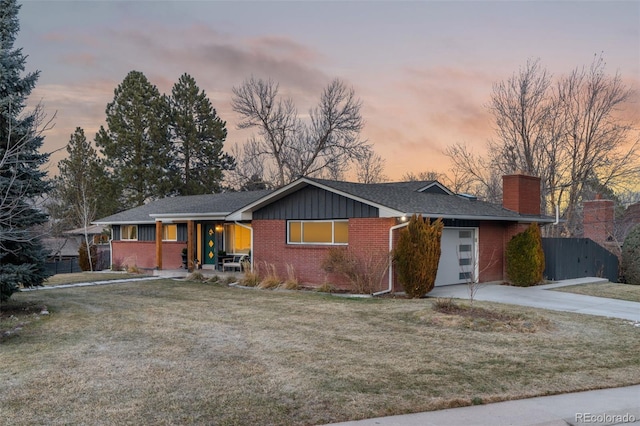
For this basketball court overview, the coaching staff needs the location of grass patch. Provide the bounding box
[1,281,639,425]
[43,272,144,286]
[553,282,640,303]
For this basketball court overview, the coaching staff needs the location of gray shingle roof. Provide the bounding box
[94,190,272,224]
[307,178,546,221]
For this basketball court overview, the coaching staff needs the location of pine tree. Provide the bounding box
[96,70,172,209]
[169,73,234,195]
[0,0,51,300]
[48,127,117,234]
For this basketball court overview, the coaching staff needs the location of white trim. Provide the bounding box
[417,181,453,195]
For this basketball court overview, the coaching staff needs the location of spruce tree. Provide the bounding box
[96,70,172,209]
[0,0,51,300]
[169,73,234,195]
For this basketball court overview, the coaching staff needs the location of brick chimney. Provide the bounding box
[502,174,541,215]
[583,197,614,247]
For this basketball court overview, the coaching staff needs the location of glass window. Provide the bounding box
[287,220,348,245]
[459,258,471,266]
[459,230,472,239]
[121,225,137,241]
[162,224,177,241]
[459,244,471,252]
[223,223,252,254]
[303,222,332,243]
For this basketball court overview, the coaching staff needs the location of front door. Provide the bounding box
[435,228,477,286]
[204,223,217,266]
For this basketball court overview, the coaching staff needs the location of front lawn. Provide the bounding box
[43,272,145,286]
[1,280,639,425]
[553,282,640,303]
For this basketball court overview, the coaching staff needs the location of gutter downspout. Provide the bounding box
[234,221,253,272]
[373,220,410,296]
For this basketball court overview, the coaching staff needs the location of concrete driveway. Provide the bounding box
[427,277,640,322]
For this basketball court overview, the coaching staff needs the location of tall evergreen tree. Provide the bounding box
[169,73,234,195]
[48,127,117,234]
[0,0,51,300]
[96,70,172,209]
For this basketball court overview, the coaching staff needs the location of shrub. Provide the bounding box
[240,262,260,287]
[186,272,205,282]
[78,241,98,271]
[111,257,124,271]
[393,215,443,298]
[505,223,545,287]
[258,263,281,289]
[282,264,300,290]
[321,247,390,294]
[621,224,640,285]
[316,283,336,293]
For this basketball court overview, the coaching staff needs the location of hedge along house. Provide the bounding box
[94,190,271,271]
[226,174,555,292]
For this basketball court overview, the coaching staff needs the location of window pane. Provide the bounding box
[459,244,471,252]
[302,222,332,243]
[122,225,137,240]
[334,221,349,244]
[234,225,251,252]
[459,272,472,280]
[459,258,471,266]
[289,222,301,243]
[459,230,472,239]
[163,224,177,241]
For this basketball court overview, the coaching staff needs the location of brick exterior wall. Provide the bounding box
[478,222,505,282]
[112,241,185,270]
[502,174,541,215]
[252,218,395,291]
[583,199,615,247]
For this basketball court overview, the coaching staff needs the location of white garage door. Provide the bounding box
[435,228,477,286]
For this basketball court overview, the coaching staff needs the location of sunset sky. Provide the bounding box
[16,0,640,182]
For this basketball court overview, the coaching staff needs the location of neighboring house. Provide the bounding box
[94,174,554,292]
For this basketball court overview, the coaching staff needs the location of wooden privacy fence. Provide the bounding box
[541,238,619,282]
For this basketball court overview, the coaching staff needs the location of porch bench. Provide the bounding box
[222,254,248,272]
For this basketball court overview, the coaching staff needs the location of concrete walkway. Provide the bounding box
[329,278,640,426]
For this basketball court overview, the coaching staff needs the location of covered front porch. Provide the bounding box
[152,219,252,272]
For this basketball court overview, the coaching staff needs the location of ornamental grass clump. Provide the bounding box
[505,223,545,287]
[393,215,443,298]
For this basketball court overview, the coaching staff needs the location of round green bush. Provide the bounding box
[621,225,640,285]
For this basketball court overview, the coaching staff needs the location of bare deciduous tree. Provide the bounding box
[231,77,371,187]
[355,150,387,183]
[446,55,639,235]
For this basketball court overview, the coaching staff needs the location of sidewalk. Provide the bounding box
[329,385,640,426]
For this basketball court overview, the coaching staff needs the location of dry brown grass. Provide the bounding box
[553,282,640,302]
[1,280,639,425]
[43,272,144,286]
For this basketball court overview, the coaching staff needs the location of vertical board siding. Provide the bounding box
[542,238,619,282]
[139,225,156,241]
[177,223,188,242]
[254,186,378,220]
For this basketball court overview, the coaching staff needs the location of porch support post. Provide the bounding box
[155,221,163,270]
[187,220,194,272]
